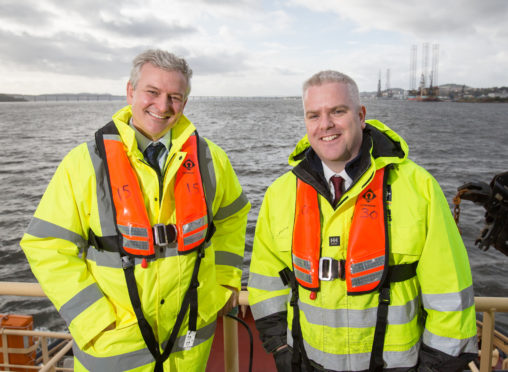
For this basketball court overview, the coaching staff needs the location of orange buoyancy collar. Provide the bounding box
[292,167,387,294]
[103,130,209,259]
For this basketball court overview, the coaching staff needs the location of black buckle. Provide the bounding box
[319,257,345,281]
[121,256,134,269]
[379,287,391,304]
[153,224,177,246]
[279,267,293,287]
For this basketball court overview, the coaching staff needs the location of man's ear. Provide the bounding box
[359,105,367,129]
[126,82,134,104]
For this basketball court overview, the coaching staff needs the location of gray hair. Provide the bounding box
[302,70,360,108]
[129,49,193,97]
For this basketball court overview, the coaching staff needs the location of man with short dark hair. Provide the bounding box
[21,49,250,371]
[248,70,477,371]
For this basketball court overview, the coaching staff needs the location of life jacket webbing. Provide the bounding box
[279,268,314,372]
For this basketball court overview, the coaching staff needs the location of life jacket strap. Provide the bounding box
[123,246,206,371]
[369,261,418,371]
[278,267,314,372]
[123,257,161,361]
[89,224,178,252]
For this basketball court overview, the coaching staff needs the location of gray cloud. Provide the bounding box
[0,1,54,27]
[0,29,138,79]
[96,17,197,39]
[187,52,249,75]
[0,24,247,80]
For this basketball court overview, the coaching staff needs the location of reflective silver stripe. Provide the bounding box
[163,320,216,352]
[26,217,87,249]
[73,343,154,371]
[422,285,475,312]
[248,272,287,292]
[86,246,123,268]
[351,270,383,288]
[423,328,478,356]
[292,254,311,271]
[87,140,117,236]
[215,250,243,269]
[183,228,206,246]
[251,294,288,320]
[103,134,122,142]
[299,296,419,328]
[117,224,149,238]
[288,332,420,370]
[198,136,216,211]
[59,283,104,325]
[183,216,207,234]
[214,192,249,220]
[86,246,176,268]
[294,267,312,285]
[122,236,149,251]
[350,255,385,274]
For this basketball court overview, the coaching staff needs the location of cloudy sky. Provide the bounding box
[1,0,507,96]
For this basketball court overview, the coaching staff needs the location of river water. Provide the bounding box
[1,98,507,332]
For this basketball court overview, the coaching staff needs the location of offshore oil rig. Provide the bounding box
[407,43,440,101]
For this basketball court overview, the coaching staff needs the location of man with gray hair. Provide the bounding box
[248,70,477,371]
[21,49,250,371]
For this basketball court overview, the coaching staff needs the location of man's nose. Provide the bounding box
[318,114,334,130]
[155,95,173,112]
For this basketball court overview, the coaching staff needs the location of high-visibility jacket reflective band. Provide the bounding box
[102,132,208,257]
[292,168,386,294]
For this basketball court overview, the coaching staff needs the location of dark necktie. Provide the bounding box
[331,175,344,205]
[144,142,165,175]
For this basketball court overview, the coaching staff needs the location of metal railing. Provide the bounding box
[1,282,508,371]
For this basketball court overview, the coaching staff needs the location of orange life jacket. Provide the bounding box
[292,168,387,294]
[103,131,209,259]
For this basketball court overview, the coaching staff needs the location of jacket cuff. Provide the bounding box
[254,311,288,353]
[67,296,116,349]
[418,343,478,372]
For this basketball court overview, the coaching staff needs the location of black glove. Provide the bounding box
[273,346,293,372]
[457,181,491,206]
[417,343,477,372]
[476,172,508,255]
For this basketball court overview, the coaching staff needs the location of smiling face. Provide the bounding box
[303,82,366,173]
[126,63,188,141]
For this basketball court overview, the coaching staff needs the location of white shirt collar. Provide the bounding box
[129,118,171,153]
[322,161,353,192]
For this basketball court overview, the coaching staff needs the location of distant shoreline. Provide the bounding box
[0,93,126,102]
[1,92,507,103]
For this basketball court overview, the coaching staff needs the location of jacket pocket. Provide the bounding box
[273,225,292,252]
[89,319,145,356]
[390,221,425,258]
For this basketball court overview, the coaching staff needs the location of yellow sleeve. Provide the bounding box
[20,144,116,349]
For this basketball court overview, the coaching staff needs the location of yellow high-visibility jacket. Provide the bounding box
[248,120,477,371]
[21,105,250,371]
